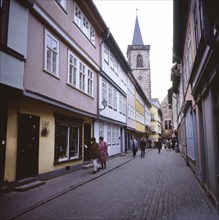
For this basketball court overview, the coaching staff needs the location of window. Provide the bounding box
[83,17,89,37]
[107,124,111,145]
[137,54,143,67]
[67,50,94,97]
[74,4,95,45]
[114,60,119,75]
[56,0,66,11]
[54,116,82,163]
[193,1,202,52]
[99,123,104,138]
[68,52,77,86]
[79,62,85,91]
[112,126,116,145]
[151,114,155,121]
[45,30,59,76]
[108,85,113,107]
[90,26,95,45]
[104,44,109,63]
[118,94,126,115]
[122,96,126,115]
[87,70,93,96]
[102,80,107,103]
[110,52,114,70]
[165,120,172,130]
[74,6,82,28]
[116,127,120,144]
[113,89,117,110]
[119,94,122,114]
[128,104,131,118]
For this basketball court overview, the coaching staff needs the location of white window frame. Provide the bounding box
[68,51,77,86]
[116,127,120,145]
[107,124,111,146]
[104,44,109,63]
[87,69,93,96]
[102,80,107,103]
[44,30,59,77]
[74,5,82,28]
[74,3,95,45]
[112,126,116,145]
[113,89,117,111]
[79,62,86,92]
[110,52,114,70]
[108,85,113,108]
[99,123,104,138]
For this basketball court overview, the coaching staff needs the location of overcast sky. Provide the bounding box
[94,0,173,103]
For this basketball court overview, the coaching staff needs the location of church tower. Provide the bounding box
[127,15,151,99]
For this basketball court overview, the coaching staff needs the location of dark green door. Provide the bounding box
[16,113,40,180]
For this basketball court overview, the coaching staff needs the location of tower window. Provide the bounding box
[137,54,143,67]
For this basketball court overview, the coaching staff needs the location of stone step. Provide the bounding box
[14,180,46,192]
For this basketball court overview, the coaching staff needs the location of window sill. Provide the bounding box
[43,69,60,80]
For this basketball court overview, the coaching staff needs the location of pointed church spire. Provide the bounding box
[132,11,144,45]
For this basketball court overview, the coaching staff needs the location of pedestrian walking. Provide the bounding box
[131,138,137,157]
[140,137,146,158]
[148,139,152,148]
[89,137,100,174]
[156,139,162,153]
[99,136,108,169]
[171,139,176,150]
[165,139,171,151]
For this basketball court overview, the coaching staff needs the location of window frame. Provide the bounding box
[68,51,77,87]
[54,115,83,164]
[73,3,96,46]
[44,30,59,77]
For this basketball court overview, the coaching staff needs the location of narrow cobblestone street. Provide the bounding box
[1,149,219,220]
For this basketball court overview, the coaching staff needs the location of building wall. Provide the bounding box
[5,97,93,181]
[25,8,98,114]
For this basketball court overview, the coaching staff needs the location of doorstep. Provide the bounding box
[14,180,46,192]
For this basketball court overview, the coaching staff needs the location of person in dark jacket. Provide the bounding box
[156,139,162,153]
[89,137,100,174]
[131,138,137,157]
[140,137,146,158]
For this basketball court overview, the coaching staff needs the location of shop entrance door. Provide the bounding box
[16,113,39,180]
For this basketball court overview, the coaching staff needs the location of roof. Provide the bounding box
[132,16,144,45]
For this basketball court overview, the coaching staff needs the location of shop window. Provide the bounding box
[54,115,82,163]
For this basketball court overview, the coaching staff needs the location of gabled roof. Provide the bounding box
[132,16,144,45]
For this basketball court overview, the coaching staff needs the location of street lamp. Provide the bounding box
[99,99,107,111]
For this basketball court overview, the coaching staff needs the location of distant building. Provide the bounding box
[148,98,162,145]
[160,93,173,140]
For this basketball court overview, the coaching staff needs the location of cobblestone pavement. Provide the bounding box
[1,149,219,220]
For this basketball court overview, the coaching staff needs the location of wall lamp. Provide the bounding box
[99,99,107,111]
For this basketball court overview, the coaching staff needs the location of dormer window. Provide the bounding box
[137,54,143,67]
